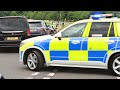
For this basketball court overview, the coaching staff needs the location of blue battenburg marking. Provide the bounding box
[103,54,107,63]
[50,51,68,61]
[116,38,120,50]
[34,39,51,50]
[69,38,83,50]
[88,51,107,62]
[50,57,68,61]
[108,38,117,50]
[117,38,120,41]
[88,51,107,57]
[82,38,88,50]
[88,57,104,61]
[20,51,23,61]
[115,47,120,50]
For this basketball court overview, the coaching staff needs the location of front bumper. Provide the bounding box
[0,40,21,47]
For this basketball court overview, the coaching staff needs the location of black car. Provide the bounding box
[0,16,30,47]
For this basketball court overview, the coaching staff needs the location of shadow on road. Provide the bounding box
[0,47,19,53]
[42,66,114,76]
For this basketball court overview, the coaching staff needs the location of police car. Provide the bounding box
[19,14,120,76]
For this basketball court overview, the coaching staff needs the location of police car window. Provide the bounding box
[89,22,110,37]
[61,23,87,38]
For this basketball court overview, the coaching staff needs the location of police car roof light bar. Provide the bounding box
[90,14,113,20]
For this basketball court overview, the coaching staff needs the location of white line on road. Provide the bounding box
[117,77,120,79]
[24,77,33,79]
[31,72,39,76]
[43,77,51,79]
[47,73,55,77]
[42,73,55,79]
[24,72,40,79]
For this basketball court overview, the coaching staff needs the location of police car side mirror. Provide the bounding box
[55,34,62,40]
[58,37,61,40]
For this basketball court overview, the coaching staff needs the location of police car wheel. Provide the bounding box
[26,50,44,71]
[109,54,120,76]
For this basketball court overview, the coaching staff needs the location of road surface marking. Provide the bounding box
[24,77,33,79]
[42,73,56,79]
[117,77,120,79]
[47,73,55,77]
[24,72,39,79]
[31,72,39,76]
[43,77,51,79]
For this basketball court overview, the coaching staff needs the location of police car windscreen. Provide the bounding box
[0,18,28,30]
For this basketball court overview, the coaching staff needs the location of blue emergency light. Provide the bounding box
[90,11,105,20]
[90,11,113,20]
[91,14,105,20]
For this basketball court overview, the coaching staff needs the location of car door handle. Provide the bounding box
[71,40,80,45]
[106,40,115,44]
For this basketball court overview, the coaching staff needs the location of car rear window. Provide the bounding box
[0,17,28,30]
[29,22,42,27]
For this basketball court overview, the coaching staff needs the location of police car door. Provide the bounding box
[87,22,116,63]
[49,22,87,62]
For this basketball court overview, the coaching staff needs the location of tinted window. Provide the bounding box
[89,22,110,37]
[0,18,28,30]
[29,22,42,27]
[61,23,87,38]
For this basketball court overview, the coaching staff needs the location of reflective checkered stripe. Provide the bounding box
[19,37,120,63]
[20,42,34,61]
[44,38,70,63]
[19,22,120,64]
[20,42,34,51]
[42,37,120,63]
[88,37,117,63]
[34,39,51,63]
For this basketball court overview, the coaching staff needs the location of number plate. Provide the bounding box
[30,28,36,31]
[6,37,18,40]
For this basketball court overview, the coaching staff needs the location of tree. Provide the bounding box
[10,11,18,16]
[0,11,114,21]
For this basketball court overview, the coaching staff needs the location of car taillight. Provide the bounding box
[27,28,30,36]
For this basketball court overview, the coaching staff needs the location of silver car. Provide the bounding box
[28,19,48,37]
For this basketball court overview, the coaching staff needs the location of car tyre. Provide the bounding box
[109,54,120,76]
[26,50,44,71]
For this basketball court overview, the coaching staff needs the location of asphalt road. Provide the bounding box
[0,47,119,79]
